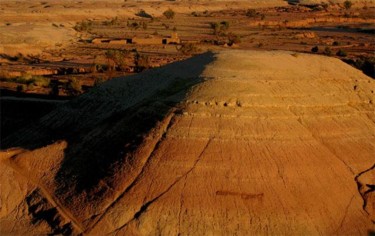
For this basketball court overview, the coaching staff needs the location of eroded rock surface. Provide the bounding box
[1,50,374,235]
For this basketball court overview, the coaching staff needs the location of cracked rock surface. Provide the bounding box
[1,50,374,235]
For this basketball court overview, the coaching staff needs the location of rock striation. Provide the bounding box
[1,50,374,235]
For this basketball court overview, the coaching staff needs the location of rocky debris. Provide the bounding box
[1,50,374,235]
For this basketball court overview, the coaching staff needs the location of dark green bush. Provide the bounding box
[163,9,175,19]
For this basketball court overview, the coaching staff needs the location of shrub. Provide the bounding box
[16,84,27,92]
[324,47,332,56]
[246,9,257,18]
[134,52,150,72]
[105,49,128,71]
[67,78,82,96]
[177,43,199,55]
[227,33,241,45]
[311,46,319,53]
[336,49,348,57]
[94,77,105,87]
[128,22,140,30]
[162,23,170,30]
[209,21,230,35]
[344,0,352,10]
[33,76,50,87]
[103,17,119,26]
[163,9,175,19]
[332,41,340,46]
[142,21,148,29]
[321,3,329,11]
[220,21,230,31]
[73,20,92,32]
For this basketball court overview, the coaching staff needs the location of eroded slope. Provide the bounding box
[1,50,374,235]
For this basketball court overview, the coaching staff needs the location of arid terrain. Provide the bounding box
[0,0,375,235]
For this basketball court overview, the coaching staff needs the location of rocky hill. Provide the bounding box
[1,50,374,235]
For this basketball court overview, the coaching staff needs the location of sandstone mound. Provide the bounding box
[1,50,374,235]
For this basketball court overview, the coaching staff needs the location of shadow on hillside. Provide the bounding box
[1,52,215,198]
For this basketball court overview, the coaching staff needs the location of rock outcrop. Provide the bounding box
[1,50,374,235]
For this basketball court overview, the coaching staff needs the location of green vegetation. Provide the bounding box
[103,17,120,26]
[324,47,332,56]
[349,56,375,78]
[94,77,105,87]
[344,0,353,10]
[177,43,200,55]
[73,20,93,32]
[227,33,241,45]
[321,3,329,11]
[336,49,348,57]
[209,21,230,35]
[163,9,175,19]
[1,74,50,88]
[105,49,128,71]
[67,77,82,96]
[134,52,150,72]
[311,46,319,53]
[16,84,27,92]
[246,9,257,18]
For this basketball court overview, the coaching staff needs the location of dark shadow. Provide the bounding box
[1,52,215,197]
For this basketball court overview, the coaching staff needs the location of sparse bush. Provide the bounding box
[103,17,119,26]
[344,0,352,10]
[311,46,319,53]
[220,21,230,31]
[128,21,140,30]
[73,20,92,32]
[162,23,170,30]
[351,56,374,78]
[16,84,27,92]
[209,21,230,35]
[134,52,150,72]
[67,77,82,96]
[94,77,105,87]
[177,43,200,55]
[321,3,329,11]
[163,9,175,19]
[105,49,128,71]
[33,76,50,87]
[142,21,148,29]
[246,9,257,18]
[336,49,348,57]
[227,33,241,45]
[324,46,332,56]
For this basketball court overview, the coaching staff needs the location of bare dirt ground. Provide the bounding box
[0,0,374,97]
[0,1,375,235]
